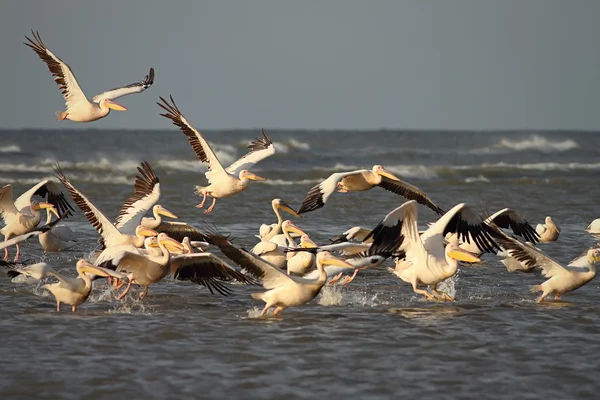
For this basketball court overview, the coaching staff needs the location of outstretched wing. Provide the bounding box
[486,208,539,243]
[0,185,19,225]
[24,30,88,111]
[297,170,367,214]
[226,129,276,176]
[14,179,74,218]
[376,177,445,215]
[92,68,154,102]
[114,161,161,235]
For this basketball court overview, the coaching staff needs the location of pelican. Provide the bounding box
[329,226,373,244]
[158,95,273,213]
[54,165,158,249]
[8,260,129,312]
[0,185,59,260]
[452,208,540,256]
[286,235,317,275]
[492,230,600,302]
[104,233,252,299]
[203,229,355,316]
[297,165,444,215]
[38,208,77,252]
[25,31,154,122]
[371,201,498,301]
[586,219,600,234]
[252,221,305,269]
[112,161,177,235]
[536,216,560,243]
[258,199,302,241]
[0,217,64,264]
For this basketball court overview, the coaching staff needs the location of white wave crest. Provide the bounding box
[261,178,321,186]
[464,175,490,183]
[313,163,361,172]
[385,164,439,180]
[492,135,578,153]
[0,144,21,153]
[155,159,202,172]
[453,162,600,172]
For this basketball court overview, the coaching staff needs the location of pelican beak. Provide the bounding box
[448,248,481,263]
[378,168,400,181]
[286,224,306,237]
[301,238,318,249]
[104,99,128,111]
[279,201,302,218]
[245,172,267,181]
[159,236,185,252]
[34,202,54,212]
[322,255,355,269]
[157,206,178,219]
[138,227,158,237]
[48,206,60,219]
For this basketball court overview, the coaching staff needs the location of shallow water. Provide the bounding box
[1,129,600,399]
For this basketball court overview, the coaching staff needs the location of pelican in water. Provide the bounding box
[370,201,499,301]
[0,217,64,261]
[53,165,158,251]
[536,216,560,243]
[586,219,600,234]
[252,221,306,269]
[258,199,301,241]
[158,95,273,213]
[104,233,253,299]
[492,229,600,302]
[0,185,60,260]
[38,208,77,252]
[286,234,317,275]
[203,229,354,316]
[297,165,444,215]
[25,31,154,122]
[7,260,129,312]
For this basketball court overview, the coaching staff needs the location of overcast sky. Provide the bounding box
[2,0,599,130]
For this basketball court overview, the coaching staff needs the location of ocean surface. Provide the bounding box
[0,129,599,399]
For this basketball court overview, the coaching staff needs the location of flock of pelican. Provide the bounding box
[0,30,598,316]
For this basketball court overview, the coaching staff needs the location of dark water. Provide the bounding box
[0,129,599,399]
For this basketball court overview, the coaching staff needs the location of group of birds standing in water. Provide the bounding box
[1,30,600,316]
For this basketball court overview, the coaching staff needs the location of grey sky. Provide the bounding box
[2,0,600,130]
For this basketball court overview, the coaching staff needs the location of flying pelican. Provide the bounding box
[53,165,157,249]
[25,30,154,122]
[492,229,600,302]
[7,260,129,311]
[586,219,600,234]
[104,233,253,299]
[536,216,560,243]
[38,208,77,252]
[371,201,499,301]
[329,226,373,244]
[203,229,355,316]
[258,199,301,241]
[0,185,59,260]
[297,165,444,215]
[113,161,177,235]
[158,95,272,213]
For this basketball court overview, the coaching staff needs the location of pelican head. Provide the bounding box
[154,205,178,219]
[587,248,600,264]
[273,199,301,218]
[445,242,481,263]
[282,220,305,236]
[300,234,318,248]
[372,165,400,181]
[545,216,553,224]
[144,236,158,248]
[31,200,58,215]
[157,232,185,252]
[240,170,267,182]
[135,225,158,237]
[102,98,128,111]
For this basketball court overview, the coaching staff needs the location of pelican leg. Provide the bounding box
[439,293,455,302]
[342,269,359,285]
[56,301,61,312]
[260,304,271,316]
[204,197,217,213]
[3,247,8,260]
[272,306,284,316]
[536,293,549,303]
[56,112,68,121]
[196,193,207,209]
[139,285,149,299]
[71,305,77,312]
[412,282,434,300]
[117,279,134,300]
[554,293,561,300]
[13,244,20,262]
[116,280,125,290]
[328,272,344,285]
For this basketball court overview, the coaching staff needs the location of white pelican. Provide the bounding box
[492,230,600,302]
[8,260,128,312]
[297,165,444,215]
[0,185,59,260]
[252,221,305,269]
[286,235,317,275]
[25,31,154,122]
[54,165,158,249]
[38,208,77,252]
[158,96,273,213]
[258,199,301,241]
[586,219,600,234]
[329,226,373,244]
[453,208,540,256]
[104,233,253,299]
[203,229,354,316]
[113,161,177,235]
[0,217,64,259]
[536,216,560,243]
[371,201,498,301]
